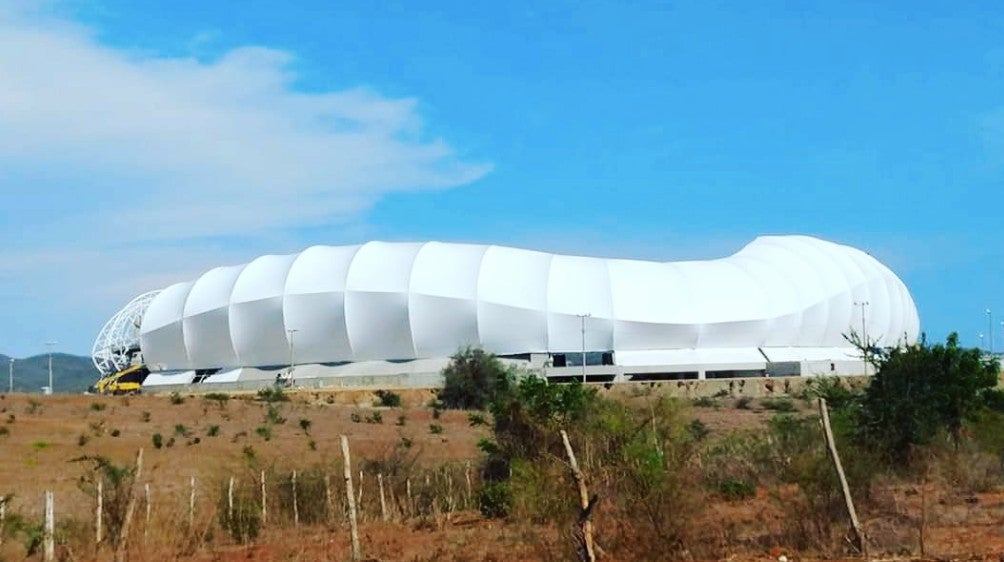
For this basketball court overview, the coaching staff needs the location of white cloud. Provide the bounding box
[0,6,491,355]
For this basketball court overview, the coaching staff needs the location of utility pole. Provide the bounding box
[577,314,591,384]
[986,309,993,355]
[853,302,869,375]
[8,358,13,393]
[286,329,299,386]
[45,341,57,394]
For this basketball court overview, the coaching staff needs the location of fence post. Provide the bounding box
[324,472,333,523]
[406,478,413,518]
[561,430,597,562]
[378,473,388,522]
[114,447,143,562]
[144,483,151,540]
[341,435,361,561]
[228,476,235,527]
[465,461,472,508]
[44,491,55,562]
[818,398,867,558]
[189,476,196,529]
[96,478,103,545]
[292,471,299,527]
[261,470,267,525]
[0,496,5,547]
[357,470,364,519]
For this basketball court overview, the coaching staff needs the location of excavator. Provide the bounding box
[93,363,149,395]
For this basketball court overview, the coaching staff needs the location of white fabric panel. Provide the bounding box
[144,371,195,386]
[183,265,244,368]
[344,242,424,360]
[126,235,921,371]
[616,348,766,367]
[410,243,487,356]
[283,245,360,364]
[478,246,552,351]
[231,254,298,367]
[203,369,243,384]
[547,255,613,350]
[140,282,193,369]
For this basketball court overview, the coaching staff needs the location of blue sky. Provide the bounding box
[2,0,1003,357]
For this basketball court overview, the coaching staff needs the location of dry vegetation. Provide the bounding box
[0,378,1003,561]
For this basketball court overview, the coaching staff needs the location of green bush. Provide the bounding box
[217,479,262,543]
[256,386,289,403]
[734,396,753,410]
[151,433,163,449]
[255,426,272,440]
[298,418,312,433]
[478,481,512,518]
[761,397,796,412]
[110,429,120,437]
[206,425,221,437]
[439,347,514,410]
[366,411,383,424]
[429,423,444,434]
[90,402,107,412]
[264,405,286,425]
[803,377,860,410]
[169,392,184,405]
[467,412,489,426]
[376,389,402,408]
[203,392,230,408]
[692,396,718,408]
[717,478,756,501]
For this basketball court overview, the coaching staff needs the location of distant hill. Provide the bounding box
[0,353,99,394]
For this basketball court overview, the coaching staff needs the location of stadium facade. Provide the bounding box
[93,235,919,390]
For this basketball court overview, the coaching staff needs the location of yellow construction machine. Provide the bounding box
[93,364,149,395]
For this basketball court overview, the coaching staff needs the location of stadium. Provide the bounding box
[91,235,919,392]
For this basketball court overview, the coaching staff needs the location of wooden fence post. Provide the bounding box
[406,478,413,518]
[324,472,333,523]
[144,483,151,540]
[228,476,235,527]
[465,461,472,508]
[189,476,196,529]
[44,491,54,562]
[561,430,597,562]
[378,473,388,522]
[818,398,867,558]
[96,478,103,545]
[0,496,6,547]
[357,470,364,519]
[261,470,267,525]
[114,448,143,562]
[341,435,361,561]
[292,471,299,527]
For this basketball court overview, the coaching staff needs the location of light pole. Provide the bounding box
[8,358,13,393]
[987,309,993,354]
[854,301,869,375]
[45,341,56,395]
[577,314,591,384]
[286,329,299,386]
[978,333,985,352]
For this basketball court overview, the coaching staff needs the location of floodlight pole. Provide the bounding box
[45,341,57,394]
[8,358,13,393]
[577,314,591,384]
[854,302,869,375]
[986,309,993,354]
[286,329,299,386]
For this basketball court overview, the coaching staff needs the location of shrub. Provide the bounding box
[140,411,151,422]
[255,426,272,440]
[203,392,230,408]
[90,402,107,412]
[692,396,718,408]
[395,414,407,426]
[217,479,262,543]
[152,433,163,449]
[166,437,176,447]
[110,429,121,437]
[688,418,710,441]
[717,478,756,501]
[0,426,9,437]
[429,423,444,435]
[376,389,402,408]
[467,412,489,427]
[298,418,312,433]
[761,397,796,412]
[206,425,221,437]
[350,412,362,423]
[77,434,89,446]
[439,347,513,409]
[264,405,286,425]
[256,387,289,403]
[26,399,41,414]
[169,392,185,405]
[366,412,383,424]
[803,377,860,410]
[735,396,753,410]
[478,481,512,518]
[71,455,140,547]
[174,424,189,437]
